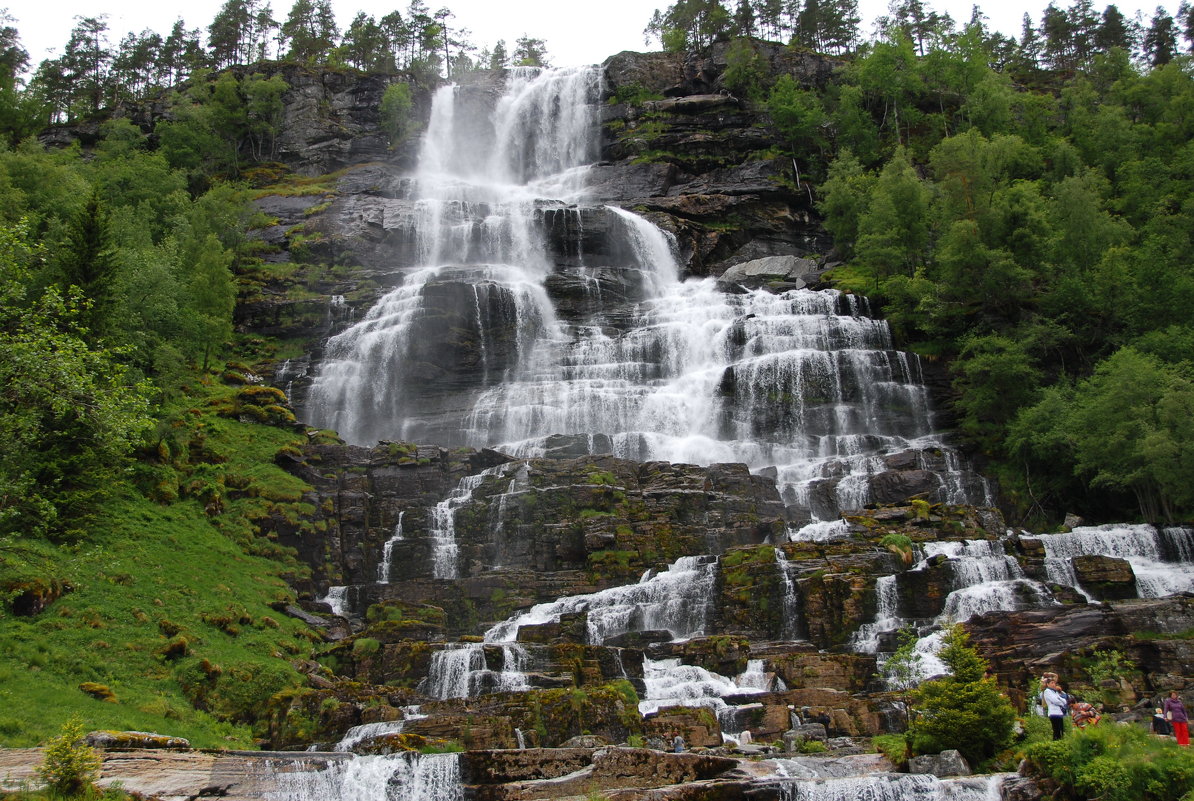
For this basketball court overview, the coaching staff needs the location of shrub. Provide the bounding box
[37,717,101,795]
[380,82,415,147]
[795,738,828,754]
[1025,724,1194,801]
[908,625,1015,766]
[352,637,381,657]
[872,732,909,764]
[880,533,915,564]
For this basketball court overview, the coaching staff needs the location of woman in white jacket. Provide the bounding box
[1042,679,1069,741]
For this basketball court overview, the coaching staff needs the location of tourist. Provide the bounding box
[673,732,686,753]
[1036,672,1059,716]
[1069,698,1101,728]
[1042,678,1069,740]
[1153,707,1173,737]
[1163,691,1189,746]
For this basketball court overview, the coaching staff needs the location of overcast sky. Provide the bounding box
[7,0,1184,70]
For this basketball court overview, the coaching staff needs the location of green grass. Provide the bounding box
[0,373,318,749]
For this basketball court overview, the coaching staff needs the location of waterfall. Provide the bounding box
[378,512,404,584]
[302,64,987,521]
[790,519,850,541]
[775,772,1009,801]
[428,463,516,579]
[421,642,532,700]
[737,658,785,691]
[268,753,462,801]
[319,586,349,617]
[775,549,803,639]
[851,575,900,653]
[1037,524,1194,598]
[333,721,405,752]
[483,555,718,645]
[639,656,774,743]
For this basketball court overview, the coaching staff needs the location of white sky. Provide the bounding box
[6,0,1184,70]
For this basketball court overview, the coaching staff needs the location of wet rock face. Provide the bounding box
[1071,555,1137,600]
[279,445,785,623]
[964,596,1194,709]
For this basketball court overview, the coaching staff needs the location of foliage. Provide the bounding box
[1024,723,1194,801]
[871,732,908,764]
[1083,648,1136,686]
[0,221,152,539]
[767,75,828,166]
[907,625,1015,765]
[380,82,415,147]
[723,38,768,100]
[879,533,914,564]
[36,717,101,795]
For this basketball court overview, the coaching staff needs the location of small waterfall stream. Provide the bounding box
[775,772,1010,801]
[268,753,462,801]
[377,512,404,584]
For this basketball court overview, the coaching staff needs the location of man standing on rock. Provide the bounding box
[1042,678,1069,740]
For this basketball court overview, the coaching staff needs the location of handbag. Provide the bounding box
[1166,710,1173,721]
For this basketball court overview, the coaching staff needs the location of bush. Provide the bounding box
[380,83,415,147]
[37,717,101,795]
[872,732,909,764]
[795,738,828,753]
[1025,724,1194,801]
[907,625,1015,766]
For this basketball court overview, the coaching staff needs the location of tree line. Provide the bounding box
[2,1,551,132]
[646,0,1194,66]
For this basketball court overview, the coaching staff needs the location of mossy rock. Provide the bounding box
[78,682,118,703]
[85,730,189,749]
[2,576,72,616]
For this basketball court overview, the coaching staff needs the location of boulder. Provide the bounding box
[716,255,817,289]
[644,706,723,748]
[786,723,827,744]
[907,749,971,777]
[1002,775,1045,801]
[1071,555,1137,600]
[560,735,609,748]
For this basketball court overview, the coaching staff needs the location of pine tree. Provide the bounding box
[1143,6,1179,65]
[59,190,119,339]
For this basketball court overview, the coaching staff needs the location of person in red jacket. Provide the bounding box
[1163,691,1189,746]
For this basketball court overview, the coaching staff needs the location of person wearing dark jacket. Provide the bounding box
[1163,691,1189,746]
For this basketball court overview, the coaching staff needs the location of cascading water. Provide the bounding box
[484,555,718,645]
[1036,523,1194,598]
[319,585,349,617]
[851,538,1062,684]
[850,575,900,653]
[428,464,515,579]
[776,550,803,640]
[377,511,404,584]
[303,65,987,521]
[856,527,1194,685]
[422,642,533,700]
[775,772,1010,801]
[268,752,461,801]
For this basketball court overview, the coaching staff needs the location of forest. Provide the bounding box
[0,0,1193,553]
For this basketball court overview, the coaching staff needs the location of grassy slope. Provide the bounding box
[0,376,319,749]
